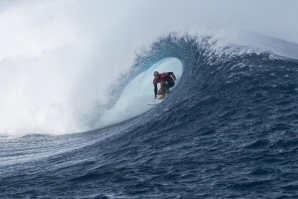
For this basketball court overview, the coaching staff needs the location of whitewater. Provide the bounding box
[1,1,298,198]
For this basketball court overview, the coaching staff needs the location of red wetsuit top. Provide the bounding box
[153,72,174,87]
[153,72,176,98]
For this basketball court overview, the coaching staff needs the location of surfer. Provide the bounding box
[153,71,176,100]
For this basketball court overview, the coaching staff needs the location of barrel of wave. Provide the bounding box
[94,58,183,129]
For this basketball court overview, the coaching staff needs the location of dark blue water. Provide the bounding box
[1,34,298,198]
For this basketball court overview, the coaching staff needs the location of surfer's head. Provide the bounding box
[154,71,160,79]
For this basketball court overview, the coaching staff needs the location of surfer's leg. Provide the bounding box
[166,81,174,94]
[158,81,165,100]
[168,81,175,88]
[157,88,162,95]
[164,81,172,93]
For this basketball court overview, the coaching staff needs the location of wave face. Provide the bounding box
[1,33,298,198]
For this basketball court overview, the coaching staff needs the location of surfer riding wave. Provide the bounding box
[153,71,176,100]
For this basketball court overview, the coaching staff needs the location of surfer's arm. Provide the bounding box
[168,72,176,81]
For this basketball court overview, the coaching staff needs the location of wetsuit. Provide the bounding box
[153,72,176,98]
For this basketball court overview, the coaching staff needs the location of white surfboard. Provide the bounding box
[147,99,164,105]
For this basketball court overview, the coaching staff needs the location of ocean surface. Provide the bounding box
[1,33,298,198]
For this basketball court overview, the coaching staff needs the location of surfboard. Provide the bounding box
[147,99,164,105]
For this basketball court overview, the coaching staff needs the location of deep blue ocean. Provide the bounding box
[1,34,298,198]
